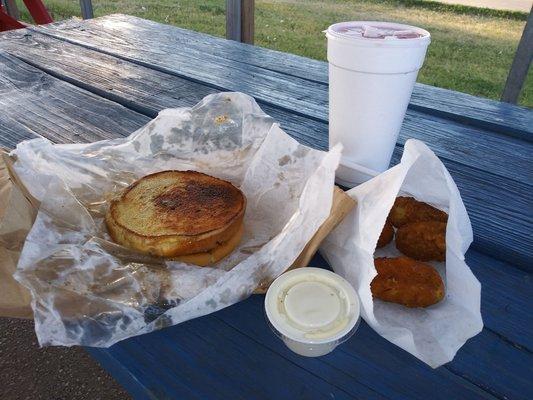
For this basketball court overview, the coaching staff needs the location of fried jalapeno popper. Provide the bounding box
[376,219,394,248]
[371,257,445,308]
[395,221,446,262]
[388,196,448,228]
[372,197,448,308]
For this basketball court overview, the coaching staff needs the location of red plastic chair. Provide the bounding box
[0,0,53,32]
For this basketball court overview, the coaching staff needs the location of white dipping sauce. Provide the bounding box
[265,268,360,357]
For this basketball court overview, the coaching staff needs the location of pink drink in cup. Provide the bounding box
[326,21,431,186]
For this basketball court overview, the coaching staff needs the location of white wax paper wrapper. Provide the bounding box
[321,139,483,368]
[11,92,341,347]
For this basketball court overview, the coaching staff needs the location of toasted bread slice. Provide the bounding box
[172,223,243,266]
[106,170,246,257]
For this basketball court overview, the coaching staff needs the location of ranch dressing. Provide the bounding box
[265,268,360,357]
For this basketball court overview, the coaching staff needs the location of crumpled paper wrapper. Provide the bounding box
[0,152,34,318]
[11,92,341,347]
[321,139,483,368]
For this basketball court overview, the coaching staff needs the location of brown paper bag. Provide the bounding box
[0,149,356,317]
[0,150,38,319]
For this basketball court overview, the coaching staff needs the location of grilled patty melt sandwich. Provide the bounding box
[106,170,246,266]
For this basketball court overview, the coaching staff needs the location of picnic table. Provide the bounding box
[0,14,532,400]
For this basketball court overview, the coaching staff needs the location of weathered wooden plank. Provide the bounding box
[89,307,485,400]
[466,251,533,351]
[217,267,532,400]
[1,29,530,185]
[0,29,530,271]
[88,343,207,400]
[501,11,532,104]
[1,49,531,396]
[17,26,531,186]
[0,52,149,147]
[83,348,156,400]
[78,251,533,400]
[0,31,530,400]
[460,250,532,350]
[31,21,331,120]
[97,316,364,400]
[0,114,40,147]
[411,83,533,139]
[0,55,362,400]
[32,14,532,138]
[445,330,533,400]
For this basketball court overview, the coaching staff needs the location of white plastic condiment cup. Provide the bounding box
[265,268,360,357]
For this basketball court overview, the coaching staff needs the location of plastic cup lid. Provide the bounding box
[265,268,360,344]
[326,21,430,46]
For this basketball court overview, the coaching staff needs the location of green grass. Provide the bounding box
[14,0,532,107]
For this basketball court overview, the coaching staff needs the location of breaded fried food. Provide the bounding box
[376,219,394,248]
[371,257,445,308]
[388,196,448,228]
[106,170,245,259]
[395,221,446,261]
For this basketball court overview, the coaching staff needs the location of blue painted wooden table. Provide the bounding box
[1,14,532,400]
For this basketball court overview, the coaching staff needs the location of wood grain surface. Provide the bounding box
[32,15,533,138]
[0,52,149,147]
[0,29,530,269]
[0,14,532,400]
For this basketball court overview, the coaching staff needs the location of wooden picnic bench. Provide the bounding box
[0,14,531,400]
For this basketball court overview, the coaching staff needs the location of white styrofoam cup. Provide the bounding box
[326,21,431,186]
